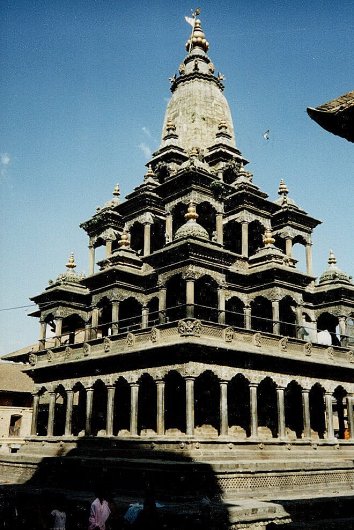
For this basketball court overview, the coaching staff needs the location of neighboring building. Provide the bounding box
[0,362,34,453]
[1,15,354,528]
[307,90,354,142]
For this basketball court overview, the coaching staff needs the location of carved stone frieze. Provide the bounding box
[348,350,354,363]
[165,192,221,213]
[150,327,159,343]
[126,333,135,347]
[178,319,202,336]
[125,212,155,229]
[103,337,111,353]
[29,353,37,366]
[252,333,262,347]
[64,346,72,360]
[83,343,91,356]
[47,350,54,362]
[327,347,335,361]
[279,337,288,352]
[224,327,234,343]
[304,343,312,356]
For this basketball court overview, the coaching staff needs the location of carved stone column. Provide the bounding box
[65,390,74,436]
[105,238,113,258]
[91,307,99,340]
[302,389,311,439]
[276,386,286,439]
[47,391,56,437]
[106,385,115,436]
[285,237,293,258]
[85,387,94,436]
[220,381,228,436]
[186,279,195,318]
[31,393,40,436]
[338,316,347,346]
[130,383,139,436]
[346,396,354,440]
[244,305,251,330]
[218,288,226,324]
[111,300,119,335]
[142,305,149,329]
[306,243,313,276]
[54,317,63,347]
[325,392,335,440]
[295,304,303,339]
[39,319,47,351]
[143,223,151,256]
[272,300,280,335]
[89,240,95,276]
[249,383,258,438]
[84,318,91,342]
[241,222,249,258]
[156,380,165,435]
[166,213,173,243]
[158,285,167,324]
[216,213,223,245]
[185,377,195,436]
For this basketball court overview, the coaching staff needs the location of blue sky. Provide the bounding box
[1,0,353,354]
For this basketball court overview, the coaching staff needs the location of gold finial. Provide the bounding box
[185,17,209,53]
[328,249,337,266]
[113,183,120,197]
[118,230,130,248]
[185,202,198,222]
[278,179,289,196]
[66,252,76,270]
[263,228,275,246]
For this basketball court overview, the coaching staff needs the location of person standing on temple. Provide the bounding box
[88,489,111,530]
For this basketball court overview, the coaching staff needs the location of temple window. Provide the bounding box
[194,275,218,322]
[251,296,273,334]
[119,298,142,332]
[285,381,304,439]
[113,377,130,436]
[166,274,186,322]
[248,220,264,256]
[257,377,278,438]
[138,374,157,435]
[228,374,250,437]
[309,383,326,439]
[223,220,242,254]
[164,371,186,434]
[279,296,297,337]
[72,383,86,437]
[194,371,220,436]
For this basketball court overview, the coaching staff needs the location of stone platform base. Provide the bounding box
[0,437,354,529]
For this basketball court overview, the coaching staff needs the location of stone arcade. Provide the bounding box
[3,15,354,530]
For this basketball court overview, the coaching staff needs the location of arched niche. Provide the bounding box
[61,314,85,345]
[91,380,107,436]
[197,201,216,239]
[138,374,157,435]
[279,296,297,337]
[309,383,326,439]
[225,297,245,328]
[114,377,130,436]
[53,385,67,437]
[228,374,250,437]
[285,381,303,439]
[317,312,340,346]
[224,220,242,254]
[130,222,144,255]
[151,219,165,252]
[119,298,142,332]
[165,371,186,434]
[97,297,112,338]
[251,296,273,334]
[37,387,49,437]
[72,382,86,437]
[333,386,348,440]
[257,377,278,438]
[147,297,159,327]
[166,274,186,322]
[194,275,218,322]
[194,371,220,436]
[248,220,264,256]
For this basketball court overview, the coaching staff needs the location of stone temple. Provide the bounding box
[2,15,354,529]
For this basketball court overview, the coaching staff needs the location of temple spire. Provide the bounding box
[185,10,209,54]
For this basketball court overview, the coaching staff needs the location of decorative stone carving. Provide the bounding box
[279,337,288,352]
[224,327,234,343]
[126,333,135,347]
[150,327,159,343]
[182,265,202,281]
[304,343,312,356]
[253,333,262,347]
[83,343,91,356]
[178,319,202,337]
[64,346,72,359]
[47,350,54,362]
[103,337,111,353]
[327,347,335,361]
[29,353,37,366]
[348,350,354,363]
